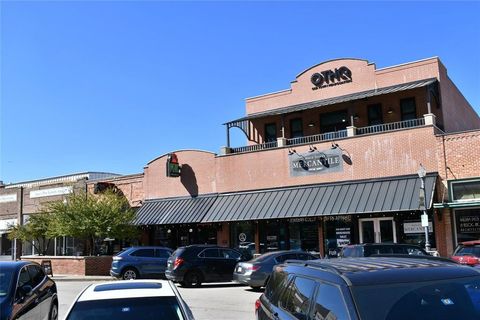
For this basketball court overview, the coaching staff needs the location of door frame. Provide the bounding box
[359,217,397,243]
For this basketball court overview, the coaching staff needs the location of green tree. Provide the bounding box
[8,212,57,255]
[42,190,138,256]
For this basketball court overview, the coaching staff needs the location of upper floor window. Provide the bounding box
[368,104,383,126]
[265,123,277,143]
[400,97,417,121]
[320,110,348,133]
[451,180,480,202]
[290,118,304,138]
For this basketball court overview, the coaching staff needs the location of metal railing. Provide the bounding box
[286,130,348,145]
[230,141,278,154]
[356,118,425,135]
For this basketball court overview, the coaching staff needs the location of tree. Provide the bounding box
[41,190,139,256]
[8,212,57,255]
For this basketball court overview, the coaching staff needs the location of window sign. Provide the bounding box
[455,209,480,243]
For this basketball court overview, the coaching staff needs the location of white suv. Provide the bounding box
[64,280,195,320]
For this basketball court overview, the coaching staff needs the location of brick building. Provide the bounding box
[87,57,479,257]
[0,172,120,260]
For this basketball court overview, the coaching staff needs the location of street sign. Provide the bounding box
[421,214,429,227]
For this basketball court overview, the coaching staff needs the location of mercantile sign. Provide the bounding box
[289,148,343,176]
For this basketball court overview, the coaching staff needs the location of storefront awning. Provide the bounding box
[201,174,437,223]
[134,194,218,225]
[226,78,437,123]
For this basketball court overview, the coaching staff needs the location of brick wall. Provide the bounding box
[22,256,113,276]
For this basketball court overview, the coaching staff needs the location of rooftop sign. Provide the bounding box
[311,66,352,90]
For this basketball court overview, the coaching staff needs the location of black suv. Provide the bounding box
[256,256,480,320]
[165,245,248,287]
[339,243,428,258]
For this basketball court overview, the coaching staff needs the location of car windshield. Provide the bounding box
[455,246,480,257]
[65,296,185,320]
[352,276,480,320]
[0,269,13,297]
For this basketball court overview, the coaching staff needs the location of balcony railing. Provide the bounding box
[230,141,278,154]
[227,117,428,155]
[286,130,348,146]
[356,118,425,135]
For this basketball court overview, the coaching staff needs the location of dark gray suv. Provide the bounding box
[256,256,480,320]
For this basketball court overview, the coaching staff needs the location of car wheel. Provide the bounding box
[183,271,202,287]
[122,267,139,280]
[49,301,58,320]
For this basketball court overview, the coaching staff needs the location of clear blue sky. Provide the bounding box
[1,1,479,184]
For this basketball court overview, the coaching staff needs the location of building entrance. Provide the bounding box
[359,217,396,243]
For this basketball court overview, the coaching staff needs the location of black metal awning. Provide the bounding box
[134,194,218,225]
[225,78,437,125]
[201,174,437,223]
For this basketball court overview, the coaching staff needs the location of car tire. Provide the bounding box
[183,271,202,287]
[49,301,58,320]
[121,267,139,280]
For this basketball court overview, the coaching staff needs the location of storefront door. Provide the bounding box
[359,217,396,243]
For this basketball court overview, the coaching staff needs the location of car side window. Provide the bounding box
[297,253,315,260]
[276,253,297,263]
[27,265,45,288]
[312,282,350,320]
[264,269,289,305]
[279,276,316,320]
[220,249,241,259]
[131,249,155,257]
[16,267,32,299]
[156,249,171,258]
[200,249,219,258]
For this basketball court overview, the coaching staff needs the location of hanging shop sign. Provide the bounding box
[166,153,181,177]
[403,221,433,234]
[289,148,343,177]
[311,66,352,90]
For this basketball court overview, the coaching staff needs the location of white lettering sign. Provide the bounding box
[0,194,17,203]
[30,186,73,198]
[404,221,433,234]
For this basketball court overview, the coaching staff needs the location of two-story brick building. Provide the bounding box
[91,57,479,257]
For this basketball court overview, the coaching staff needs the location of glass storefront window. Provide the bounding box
[230,221,255,255]
[289,218,319,252]
[455,208,480,243]
[259,221,288,253]
[324,215,352,258]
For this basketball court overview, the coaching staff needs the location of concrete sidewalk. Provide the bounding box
[51,274,116,282]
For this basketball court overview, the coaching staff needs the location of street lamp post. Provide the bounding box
[417,164,431,252]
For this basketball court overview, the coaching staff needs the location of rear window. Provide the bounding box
[455,246,480,257]
[66,296,185,320]
[171,248,186,258]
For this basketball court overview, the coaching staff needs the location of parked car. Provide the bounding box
[110,246,173,280]
[452,240,480,266]
[339,243,429,258]
[165,245,248,287]
[64,280,194,320]
[233,250,318,290]
[256,256,480,320]
[0,261,58,320]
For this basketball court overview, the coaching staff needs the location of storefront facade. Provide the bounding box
[98,57,479,257]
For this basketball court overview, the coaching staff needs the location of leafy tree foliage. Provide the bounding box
[9,189,139,256]
[8,212,56,255]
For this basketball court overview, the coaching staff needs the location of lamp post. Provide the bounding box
[417,164,431,252]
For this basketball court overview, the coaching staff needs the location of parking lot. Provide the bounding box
[57,280,262,320]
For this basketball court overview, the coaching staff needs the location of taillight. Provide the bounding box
[173,257,184,269]
[465,256,480,266]
[255,299,261,313]
[247,265,261,272]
